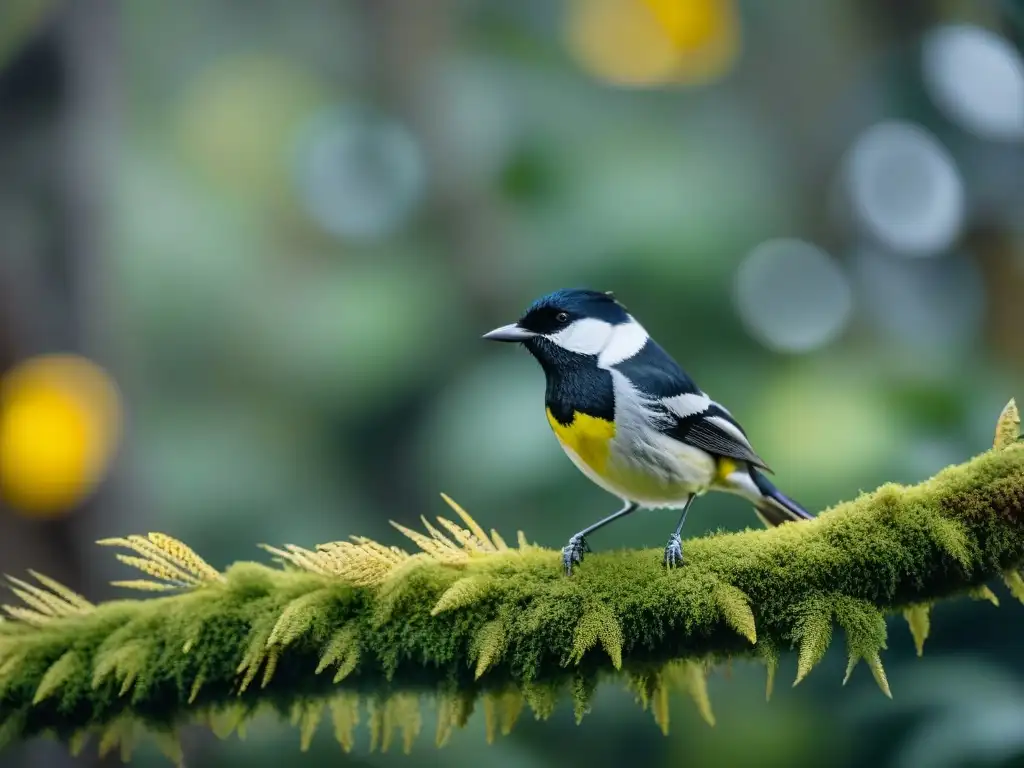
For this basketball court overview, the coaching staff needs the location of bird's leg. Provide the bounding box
[562,500,639,576]
[664,495,696,568]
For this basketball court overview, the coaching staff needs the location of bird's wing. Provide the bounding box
[610,339,771,471]
[667,402,772,472]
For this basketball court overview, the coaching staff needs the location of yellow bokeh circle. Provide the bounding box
[0,355,122,518]
[566,0,740,87]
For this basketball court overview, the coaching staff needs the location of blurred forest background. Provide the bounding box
[2,0,1024,766]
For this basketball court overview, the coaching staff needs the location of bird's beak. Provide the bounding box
[482,323,537,342]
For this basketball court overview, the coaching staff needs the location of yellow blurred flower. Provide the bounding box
[565,0,740,87]
[0,355,122,518]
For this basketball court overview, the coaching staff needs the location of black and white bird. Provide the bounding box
[483,288,814,575]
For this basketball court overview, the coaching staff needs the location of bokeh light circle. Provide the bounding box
[922,24,1024,142]
[565,0,739,87]
[294,106,426,241]
[850,247,985,356]
[844,121,964,256]
[0,355,122,517]
[734,239,853,354]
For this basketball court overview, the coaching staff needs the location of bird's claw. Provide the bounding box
[562,534,589,576]
[663,533,684,569]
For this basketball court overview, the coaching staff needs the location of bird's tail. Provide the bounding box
[749,467,814,527]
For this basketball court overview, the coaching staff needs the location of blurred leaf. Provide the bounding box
[112,145,271,372]
[498,141,562,205]
[252,255,464,412]
[751,359,901,496]
[416,354,564,500]
[175,53,331,204]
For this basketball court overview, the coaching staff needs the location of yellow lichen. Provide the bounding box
[2,571,93,625]
[266,495,531,587]
[98,534,221,591]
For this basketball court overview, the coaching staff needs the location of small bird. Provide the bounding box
[483,288,814,575]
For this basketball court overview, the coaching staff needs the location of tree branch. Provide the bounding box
[0,402,1022,763]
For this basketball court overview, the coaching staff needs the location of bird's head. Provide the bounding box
[483,288,644,370]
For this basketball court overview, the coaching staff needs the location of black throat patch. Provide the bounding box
[526,339,615,426]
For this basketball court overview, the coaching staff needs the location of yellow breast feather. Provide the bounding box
[715,457,738,482]
[546,409,616,474]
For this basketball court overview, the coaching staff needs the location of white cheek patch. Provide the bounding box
[597,318,649,368]
[549,318,613,356]
[663,392,711,418]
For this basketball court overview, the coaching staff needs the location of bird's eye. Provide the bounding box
[555,312,569,323]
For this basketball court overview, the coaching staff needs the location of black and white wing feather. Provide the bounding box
[612,337,771,472]
[667,400,771,472]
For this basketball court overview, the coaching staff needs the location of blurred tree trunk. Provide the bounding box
[0,1,121,766]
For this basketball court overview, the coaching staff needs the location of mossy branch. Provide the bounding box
[1,402,1023,763]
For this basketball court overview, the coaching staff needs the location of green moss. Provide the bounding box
[0,409,1023,762]
[471,619,508,679]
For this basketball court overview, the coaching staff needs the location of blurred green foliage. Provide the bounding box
[4,0,1024,766]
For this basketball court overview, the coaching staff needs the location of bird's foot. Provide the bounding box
[561,534,590,576]
[663,533,684,569]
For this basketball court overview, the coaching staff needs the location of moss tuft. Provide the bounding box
[712,582,757,645]
[995,398,1020,450]
[967,585,1000,607]
[792,596,833,685]
[568,606,622,669]
[471,619,508,679]
[1004,570,1024,604]
[0,403,1022,761]
[902,605,930,657]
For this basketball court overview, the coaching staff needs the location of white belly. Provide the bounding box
[556,431,716,509]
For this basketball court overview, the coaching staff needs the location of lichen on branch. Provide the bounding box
[0,401,1022,764]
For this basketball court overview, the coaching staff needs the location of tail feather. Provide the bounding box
[749,468,813,527]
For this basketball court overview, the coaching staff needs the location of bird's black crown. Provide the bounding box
[517,288,630,335]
